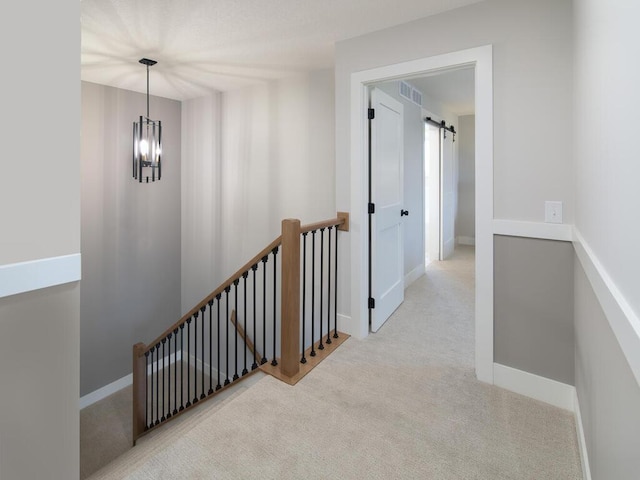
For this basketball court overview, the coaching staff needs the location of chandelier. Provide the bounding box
[133,58,162,183]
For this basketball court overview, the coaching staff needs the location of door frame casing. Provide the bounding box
[348,45,494,384]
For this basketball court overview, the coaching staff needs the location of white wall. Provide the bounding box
[573,0,640,320]
[182,71,336,312]
[181,93,224,312]
[573,0,640,477]
[0,0,80,477]
[335,0,573,318]
[456,115,475,242]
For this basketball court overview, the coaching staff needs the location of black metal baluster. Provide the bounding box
[311,230,317,357]
[193,312,199,404]
[252,264,258,370]
[261,255,268,365]
[233,279,240,381]
[200,305,206,399]
[144,350,150,430]
[186,318,192,408]
[216,294,222,390]
[155,343,160,425]
[224,286,231,386]
[327,226,333,344]
[149,346,155,429]
[208,299,214,395]
[242,272,249,376]
[173,329,178,415]
[271,246,278,366]
[179,324,185,411]
[319,228,325,351]
[166,333,172,419]
[301,232,308,364]
[161,338,166,421]
[334,226,339,339]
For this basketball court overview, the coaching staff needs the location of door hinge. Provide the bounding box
[368,108,375,120]
[368,297,376,309]
[368,202,375,214]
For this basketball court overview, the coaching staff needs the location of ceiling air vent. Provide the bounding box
[399,80,423,107]
[411,88,423,107]
[399,81,412,102]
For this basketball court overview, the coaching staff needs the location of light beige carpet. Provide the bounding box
[87,247,582,479]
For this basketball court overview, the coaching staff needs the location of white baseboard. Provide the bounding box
[337,313,361,338]
[404,264,425,288]
[0,253,81,299]
[187,352,227,380]
[493,363,575,411]
[80,350,183,410]
[573,390,592,480]
[80,373,132,410]
[457,236,476,246]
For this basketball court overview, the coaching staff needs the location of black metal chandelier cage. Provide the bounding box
[133,58,162,183]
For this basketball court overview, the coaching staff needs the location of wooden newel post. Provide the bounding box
[132,342,146,445]
[281,218,301,378]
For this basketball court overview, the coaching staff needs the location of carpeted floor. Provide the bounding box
[83,246,582,479]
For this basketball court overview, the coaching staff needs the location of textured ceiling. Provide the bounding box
[81,0,483,101]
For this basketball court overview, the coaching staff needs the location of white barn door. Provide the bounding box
[440,128,455,260]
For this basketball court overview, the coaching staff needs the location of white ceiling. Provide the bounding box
[409,67,475,115]
[81,0,484,101]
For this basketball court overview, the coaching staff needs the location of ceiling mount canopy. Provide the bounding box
[133,58,162,183]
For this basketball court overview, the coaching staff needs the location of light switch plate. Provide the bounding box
[545,201,563,224]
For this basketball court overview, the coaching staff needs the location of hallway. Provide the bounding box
[86,246,582,479]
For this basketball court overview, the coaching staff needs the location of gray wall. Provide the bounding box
[0,285,80,479]
[494,236,574,385]
[574,260,640,479]
[81,82,182,395]
[0,0,80,477]
[456,115,475,242]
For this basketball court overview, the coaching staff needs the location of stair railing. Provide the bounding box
[132,212,349,444]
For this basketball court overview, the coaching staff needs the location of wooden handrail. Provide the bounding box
[142,213,348,352]
[143,235,282,352]
[300,213,348,234]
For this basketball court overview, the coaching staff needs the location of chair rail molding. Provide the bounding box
[0,253,81,299]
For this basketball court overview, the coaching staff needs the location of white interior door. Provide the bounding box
[440,128,455,260]
[370,88,404,333]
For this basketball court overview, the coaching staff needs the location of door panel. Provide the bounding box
[370,88,404,332]
[440,129,455,260]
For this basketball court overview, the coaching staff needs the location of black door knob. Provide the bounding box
[401,209,409,216]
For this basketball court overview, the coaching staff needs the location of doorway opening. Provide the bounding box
[348,46,494,383]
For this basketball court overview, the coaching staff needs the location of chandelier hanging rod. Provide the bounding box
[139,58,157,118]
